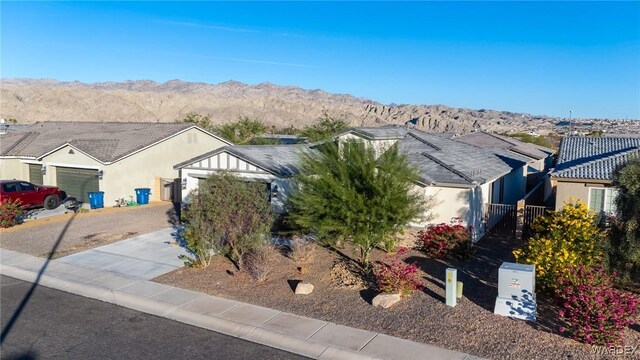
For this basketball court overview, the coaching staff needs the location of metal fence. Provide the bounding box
[523,205,551,239]
[485,203,517,236]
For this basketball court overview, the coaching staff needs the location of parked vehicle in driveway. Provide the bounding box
[0,180,63,210]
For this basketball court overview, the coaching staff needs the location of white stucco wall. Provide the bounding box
[419,183,488,242]
[0,158,29,180]
[336,133,398,158]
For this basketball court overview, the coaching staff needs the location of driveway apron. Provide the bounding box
[56,228,185,280]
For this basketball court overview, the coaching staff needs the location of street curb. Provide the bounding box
[0,264,383,360]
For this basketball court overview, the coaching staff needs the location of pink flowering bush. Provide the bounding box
[374,248,422,297]
[556,265,640,346]
[418,223,473,259]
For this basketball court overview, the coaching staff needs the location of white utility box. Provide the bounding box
[494,262,536,321]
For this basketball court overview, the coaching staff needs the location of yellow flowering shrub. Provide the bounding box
[513,200,604,292]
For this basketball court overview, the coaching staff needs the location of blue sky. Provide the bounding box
[2,1,639,119]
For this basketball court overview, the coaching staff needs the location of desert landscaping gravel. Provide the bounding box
[156,231,640,360]
[0,202,176,258]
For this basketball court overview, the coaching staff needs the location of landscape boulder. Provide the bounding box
[372,293,401,308]
[295,282,314,295]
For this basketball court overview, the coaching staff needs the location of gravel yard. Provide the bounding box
[155,231,639,360]
[0,202,177,258]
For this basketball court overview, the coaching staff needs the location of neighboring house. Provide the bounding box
[177,125,530,240]
[0,121,230,204]
[174,144,314,213]
[551,136,640,215]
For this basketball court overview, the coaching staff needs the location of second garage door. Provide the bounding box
[56,167,100,203]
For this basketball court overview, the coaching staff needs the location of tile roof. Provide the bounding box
[454,131,554,160]
[0,121,214,163]
[551,136,640,180]
[398,131,523,186]
[175,144,314,177]
[178,126,530,186]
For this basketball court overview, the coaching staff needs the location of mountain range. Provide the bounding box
[1,78,585,134]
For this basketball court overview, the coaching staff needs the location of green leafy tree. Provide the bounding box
[606,159,640,285]
[214,116,267,144]
[177,112,214,131]
[182,172,273,269]
[506,133,556,150]
[287,141,426,267]
[299,114,349,142]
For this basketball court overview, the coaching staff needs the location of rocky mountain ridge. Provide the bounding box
[0,78,596,134]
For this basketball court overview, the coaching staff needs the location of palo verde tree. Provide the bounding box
[177,112,214,131]
[287,140,426,267]
[182,172,273,269]
[606,158,640,284]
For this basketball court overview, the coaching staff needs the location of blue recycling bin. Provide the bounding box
[88,191,104,209]
[135,188,151,205]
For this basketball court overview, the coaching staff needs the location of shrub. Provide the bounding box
[513,201,603,292]
[373,248,422,297]
[287,236,317,264]
[418,223,473,260]
[182,172,273,269]
[556,265,640,346]
[0,199,26,228]
[288,141,427,267]
[606,159,640,285]
[243,244,279,282]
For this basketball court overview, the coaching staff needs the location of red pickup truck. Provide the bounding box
[0,180,63,210]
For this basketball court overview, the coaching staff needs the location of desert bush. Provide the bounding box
[556,265,640,346]
[513,200,604,292]
[243,244,279,282]
[287,237,317,264]
[182,172,273,269]
[605,159,640,286]
[288,141,426,267]
[418,223,473,260]
[374,248,422,297]
[0,199,26,228]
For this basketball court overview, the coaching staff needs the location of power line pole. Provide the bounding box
[569,110,572,136]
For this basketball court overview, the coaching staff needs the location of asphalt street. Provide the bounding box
[0,276,309,360]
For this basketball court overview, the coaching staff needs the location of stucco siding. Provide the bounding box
[421,184,487,241]
[101,128,227,205]
[1,159,28,181]
[555,180,609,210]
[336,133,397,158]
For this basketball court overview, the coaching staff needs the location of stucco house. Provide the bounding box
[551,136,640,215]
[335,126,530,239]
[177,126,530,240]
[0,121,230,204]
[174,144,314,213]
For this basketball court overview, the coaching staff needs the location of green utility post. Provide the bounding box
[446,268,457,307]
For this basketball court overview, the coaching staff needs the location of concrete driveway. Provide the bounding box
[56,228,187,280]
[0,202,178,258]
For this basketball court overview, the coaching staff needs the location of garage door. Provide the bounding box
[56,167,99,203]
[29,164,43,186]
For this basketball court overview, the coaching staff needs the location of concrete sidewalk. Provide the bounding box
[0,248,481,360]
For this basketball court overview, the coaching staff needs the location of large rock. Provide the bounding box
[372,293,402,308]
[295,282,314,295]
